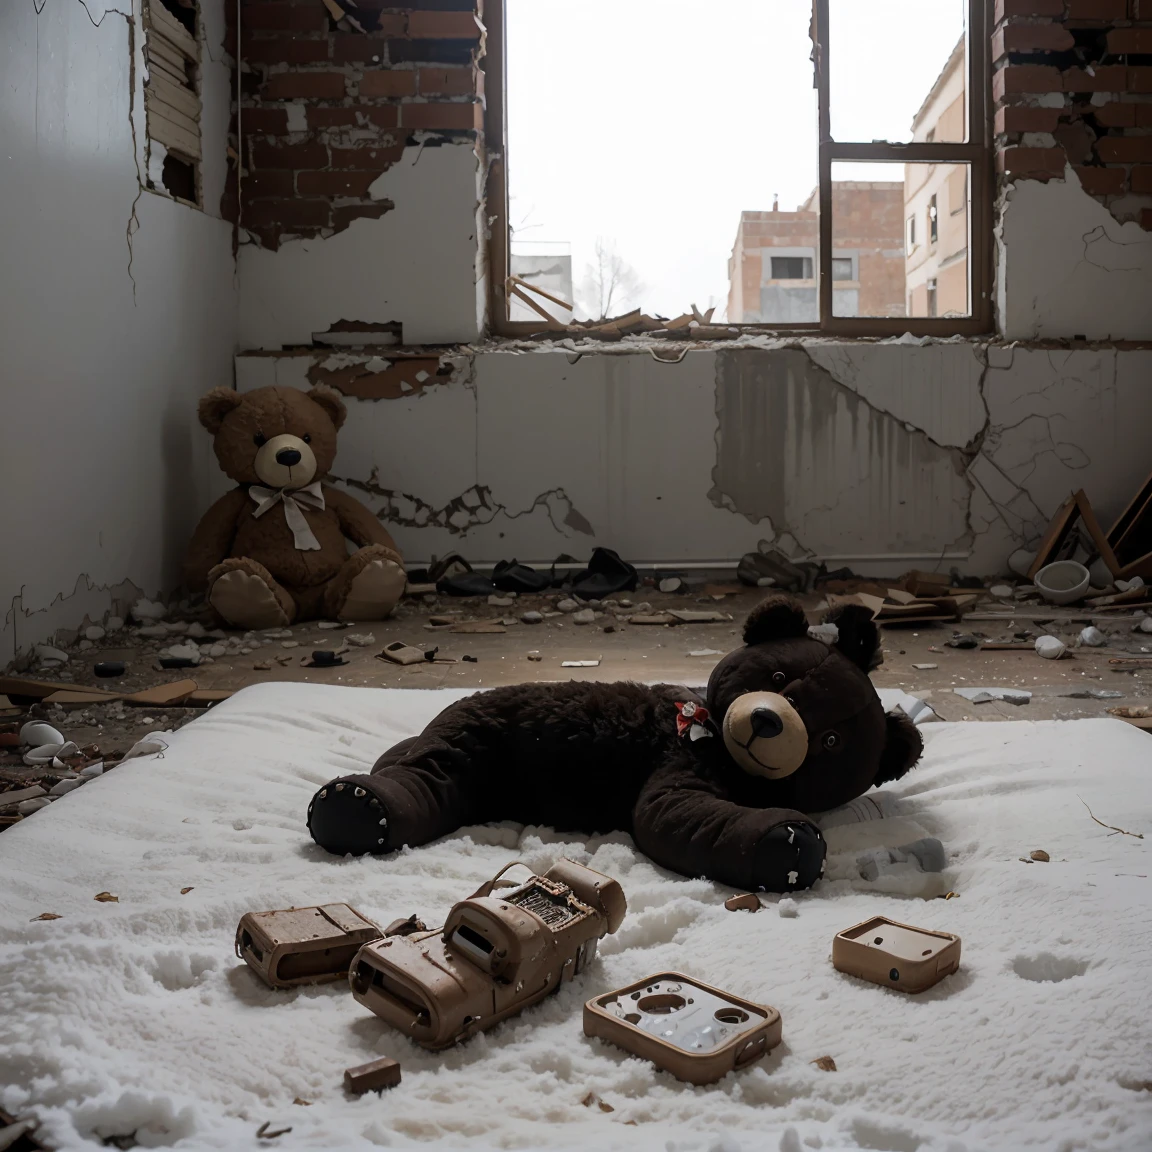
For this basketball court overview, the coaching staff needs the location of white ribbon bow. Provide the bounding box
[249,481,325,551]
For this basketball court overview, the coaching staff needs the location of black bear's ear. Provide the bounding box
[824,603,882,672]
[743,594,810,645]
[874,710,924,786]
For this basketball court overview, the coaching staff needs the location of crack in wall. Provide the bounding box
[335,473,595,538]
[709,348,979,559]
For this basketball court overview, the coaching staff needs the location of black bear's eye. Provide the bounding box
[303,433,311,444]
[253,432,267,447]
[822,731,840,750]
[771,671,786,687]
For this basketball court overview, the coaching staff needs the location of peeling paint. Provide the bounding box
[998,169,1152,342]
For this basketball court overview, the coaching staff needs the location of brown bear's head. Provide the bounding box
[198,384,346,489]
[705,594,923,813]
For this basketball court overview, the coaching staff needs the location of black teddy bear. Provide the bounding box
[307,595,924,893]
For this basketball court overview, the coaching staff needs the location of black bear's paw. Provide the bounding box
[307,774,392,856]
[751,821,826,893]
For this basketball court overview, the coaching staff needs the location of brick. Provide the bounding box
[242,4,328,33]
[993,64,1063,99]
[1141,207,1152,230]
[306,107,363,129]
[332,203,395,230]
[1131,68,1152,93]
[1097,136,1152,161]
[1108,29,1152,53]
[297,170,381,196]
[418,66,478,95]
[1140,105,1152,127]
[389,38,477,65]
[400,101,482,130]
[332,35,390,65]
[243,35,330,65]
[994,0,1064,17]
[240,107,289,134]
[998,145,1067,176]
[1066,0,1127,18]
[995,104,1062,133]
[1092,101,1137,127]
[1130,165,1152,191]
[241,169,295,198]
[993,23,1076,60]
[329,144,405,168]
[241,198,330,229]
[262,72,347,100]
[359,70,418,97]
[1073,165,1127,194]
[1062,65,1128,91]
[407,11,481,38]
[250,139,329,168]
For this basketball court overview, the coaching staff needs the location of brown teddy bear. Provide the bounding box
[306,594,924,893]
[185,384,406,628]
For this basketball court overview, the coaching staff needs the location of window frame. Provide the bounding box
[484,0,991,338]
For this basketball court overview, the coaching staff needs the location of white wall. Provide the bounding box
[238,140,486,349]
[236,341,1152,576]
[997,168,1152,341]
[0,0,237,664]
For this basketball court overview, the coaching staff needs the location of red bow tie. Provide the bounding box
[675,700,713,739]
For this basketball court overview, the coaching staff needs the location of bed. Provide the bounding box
[2,683,1150,1151]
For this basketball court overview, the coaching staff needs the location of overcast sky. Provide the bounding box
[506,0,965,319]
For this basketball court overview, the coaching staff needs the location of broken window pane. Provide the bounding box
[830,160,971,318]
[828,0,966,144]
[506,0,816,321]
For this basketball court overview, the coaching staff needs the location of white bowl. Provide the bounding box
[1035,560,1090,605]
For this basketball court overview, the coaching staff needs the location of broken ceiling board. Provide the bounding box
[308,357,444,400]
[147,0,200,60]
[0,677,120,702]
[1027,490,1120,580]
[42,691,124,708]
[1107,467,1152,580]
[146,103,202,160]
[186,690,234,704]
[124,679,198,706]
[145,73,200,123]
[143,0,202,172]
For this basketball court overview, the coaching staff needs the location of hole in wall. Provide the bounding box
[162,153,199,205]
[156,0,197,36]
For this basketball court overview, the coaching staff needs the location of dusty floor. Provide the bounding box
[3,584,1150,810]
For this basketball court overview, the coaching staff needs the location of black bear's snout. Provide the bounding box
[750,708,784,739]
[275,447,302,466]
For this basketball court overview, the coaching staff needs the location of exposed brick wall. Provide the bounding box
[222,1,485,249]
[993,0,1152,228]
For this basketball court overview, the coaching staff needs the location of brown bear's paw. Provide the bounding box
[329,547,406,622]
[208,559,294,629]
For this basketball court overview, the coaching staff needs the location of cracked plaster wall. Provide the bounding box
[998,168,1152,342]
[237,140,486,349]
[236,342,1152,576]
[0,0,238,663]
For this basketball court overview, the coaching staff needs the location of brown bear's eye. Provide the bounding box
[303,434,311,444]
[771,671,786,687]
[254,432,267,447]
[822,731,840,750]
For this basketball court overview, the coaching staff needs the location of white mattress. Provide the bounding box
[2,683,1151,1152]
